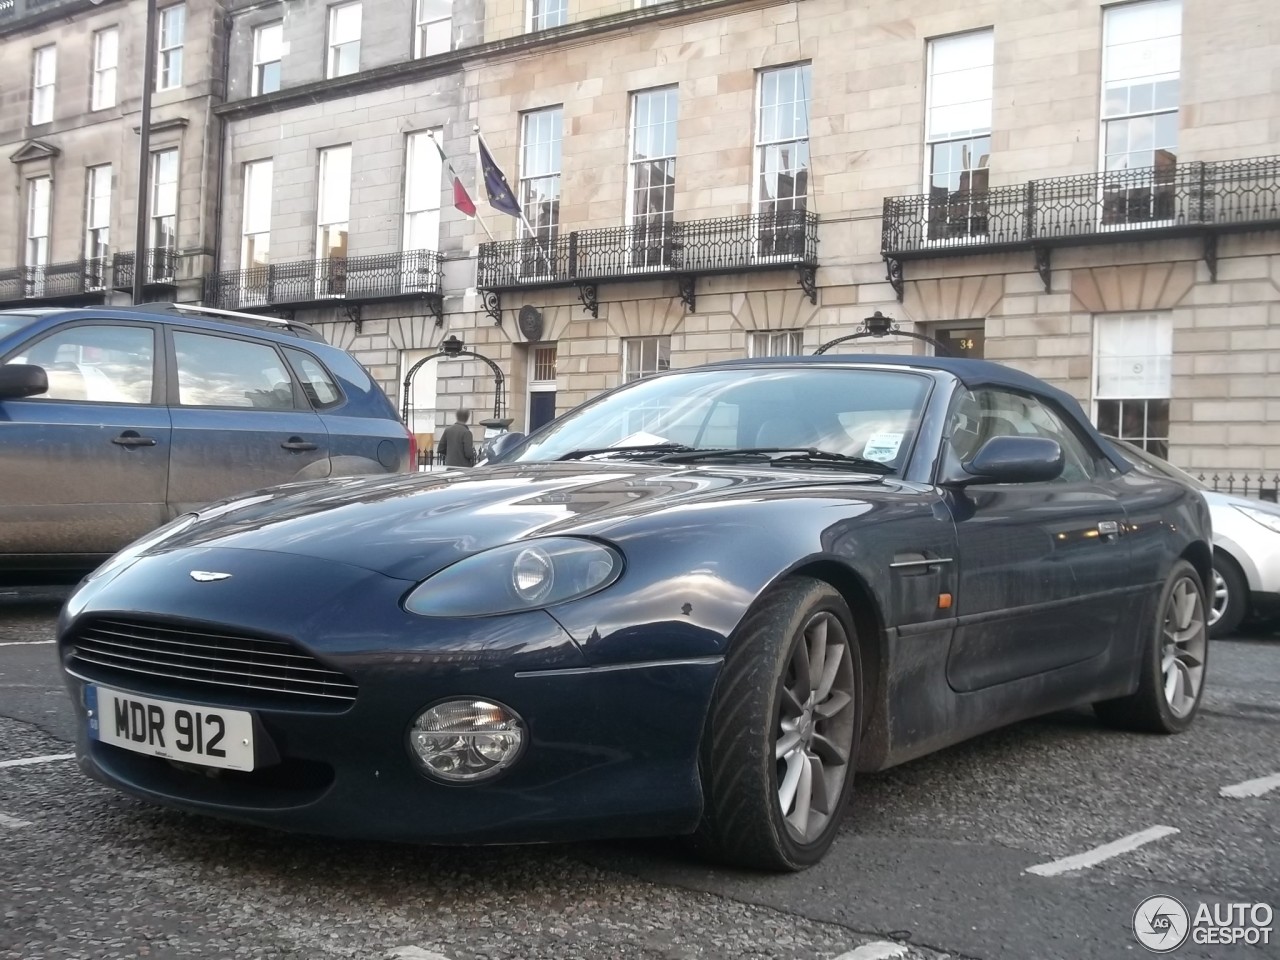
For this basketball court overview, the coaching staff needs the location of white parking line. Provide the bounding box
[1221,772,1280,799]
[834,943,910,960]
[0,812,32,829]
[0,640,54,647]
[0,754,75,769]
[1025,825,1180,877]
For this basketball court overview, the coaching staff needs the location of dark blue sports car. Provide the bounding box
[57,356,1213,870]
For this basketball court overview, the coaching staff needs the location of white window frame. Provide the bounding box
[91,28,118,111]
[527,0,567,32]
[241,160,273,269]
[26,177,51,271]
[753,63,811,261]
[518,107,563,278]
[622,335,670,383]
[414,0,452,58]
[31,46,56,125]
[85,165,112,287]
[1099,0,1182,228]
[150,149,179,271]
[316,145,352,300]
[252,21,283,96]
[327,2,362,79]
[626,86,678,271]
[748,330,803,358]
[157,4,185,91]
[403,131,443,254]
[923,29,994,245]
[1092,312,1173,458]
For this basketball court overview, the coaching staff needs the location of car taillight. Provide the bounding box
[404,425,418,472]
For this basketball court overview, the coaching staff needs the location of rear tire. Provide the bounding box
[1207,552,1248,639]
[691,577,862,871]
[1095,559,1208,734]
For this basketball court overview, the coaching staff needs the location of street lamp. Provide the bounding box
[815,311,953,356]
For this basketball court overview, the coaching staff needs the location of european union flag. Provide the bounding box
[478,138,523,218]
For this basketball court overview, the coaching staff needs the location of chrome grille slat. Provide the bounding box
[70,617,358,706]
[77,633,332,672]
[69,653,357,701]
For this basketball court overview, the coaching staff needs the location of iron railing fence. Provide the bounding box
[112,248,178,288]
[204,249,443,310]
[883,155,1280,255]
[0,258,110,303]
[1196,472,1280,504]
[477,211,819,288]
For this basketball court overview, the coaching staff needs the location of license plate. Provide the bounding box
[87,685,255,771]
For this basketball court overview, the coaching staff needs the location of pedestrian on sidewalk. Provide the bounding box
[437,409,476,468]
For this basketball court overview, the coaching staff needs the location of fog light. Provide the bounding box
[408,699,525,783]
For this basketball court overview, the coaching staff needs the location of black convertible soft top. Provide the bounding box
[713,353,1133,473]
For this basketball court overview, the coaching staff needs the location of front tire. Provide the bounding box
[1207,552,1248,638]
[692,577,862,871]
[1095,559,1208,734]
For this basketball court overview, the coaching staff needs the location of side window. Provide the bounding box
[284,348,343,408]
[173,331,295,409]
[945,388,1096,483]
[5,324,155,404]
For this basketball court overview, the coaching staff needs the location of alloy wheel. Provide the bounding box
[1162,577,1207,719]
[1207,568,1228,627]
[775,611,857,844]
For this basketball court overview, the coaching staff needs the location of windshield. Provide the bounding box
[506,366,933,471]
[1107,436,1204,489]
[0,313,42,341]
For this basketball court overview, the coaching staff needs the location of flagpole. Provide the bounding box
[473,125,554,268]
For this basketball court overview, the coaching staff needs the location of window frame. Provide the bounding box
[252,21,283,96]
[1092,311,1173,459]
[753,63,812,260]
[622,335,671,383]
[327,2,363,79]
[748,330,803,358]
[85,164,112,286]
[91,28,118,111]
[31,45,56,125]
[414,0,452,58]
[403,131,443,254]
[157,3,185,91]
[149,148,179,258]
[240,159,273,270]
[527,0,567,32]
[26,177,52,271]
[518,106,564,269]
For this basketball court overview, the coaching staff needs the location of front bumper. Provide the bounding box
[59,547,719,844]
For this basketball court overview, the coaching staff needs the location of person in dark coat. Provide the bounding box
[437,409,476,468]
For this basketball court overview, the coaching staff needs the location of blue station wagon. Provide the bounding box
[0,303,413,582]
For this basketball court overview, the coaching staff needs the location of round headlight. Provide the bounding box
[408,699,525,783]
[511,546,554,603]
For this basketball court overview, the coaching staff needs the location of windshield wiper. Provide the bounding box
[556,442,699,461]
[657,447,896,475]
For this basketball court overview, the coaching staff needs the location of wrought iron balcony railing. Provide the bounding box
[112,248,178,289]
[203,249,444,328]
[476,210,819,320]
[881,155,1280,299]
[0,258,110,305]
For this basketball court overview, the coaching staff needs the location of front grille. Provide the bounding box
[70,618,358,706]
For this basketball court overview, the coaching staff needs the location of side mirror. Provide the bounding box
[482,431,527,463]
[0,363,49,400]
[949,435,1064,486]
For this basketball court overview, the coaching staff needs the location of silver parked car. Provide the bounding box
[1109,438,1280,636]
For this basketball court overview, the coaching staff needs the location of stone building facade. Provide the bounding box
[5,0,1278,472]
[0,0,228,305]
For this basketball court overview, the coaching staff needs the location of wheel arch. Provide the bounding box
[1181,539,1213,595]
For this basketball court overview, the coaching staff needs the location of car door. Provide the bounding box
[165,328,330,514]
[0,320,171,559]
[941,386,1137,692]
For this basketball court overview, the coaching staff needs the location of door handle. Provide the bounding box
[1097,520,1120,541]
[280,437,318,452]
[112,431,157,447]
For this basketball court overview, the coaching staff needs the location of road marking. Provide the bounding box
[834,943,910,960]
[0,754,75,769]
[0,812,32,829]
[1025,825,1180,877]
[0,640,54,647]
[389,949,452,960]
[1221,772,1280,799]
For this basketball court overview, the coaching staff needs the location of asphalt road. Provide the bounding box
[1,586,1276,960]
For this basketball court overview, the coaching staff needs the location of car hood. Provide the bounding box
[152,462,894,582]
